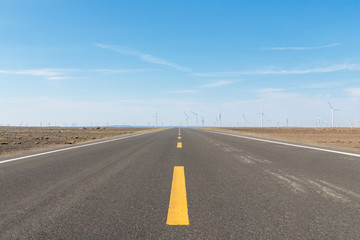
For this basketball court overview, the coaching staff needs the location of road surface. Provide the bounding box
[1,128,360,239]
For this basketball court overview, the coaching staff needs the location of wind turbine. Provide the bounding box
[152,110,159,127]
[328,102,340,128]
[190,111,198,127]
[219,112,222,127]
[201,115,205,127]
[242,114,246,127]
[257,111,265,128]
[184,112,190,127]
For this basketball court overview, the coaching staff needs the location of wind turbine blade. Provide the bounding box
[328,102,333,109]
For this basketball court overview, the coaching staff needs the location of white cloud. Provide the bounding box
[193,64,360,77]
[301,81,341,89]
[260,43,342,51]
[15,69,65,77]
[255,88,284,93]
[0,68,71,79]
[47,76,72,80]
[0,68,78,80]
[94,68,156,74]
[170,89,198,93]
[202,80,233,88]
[346,88,360,98]
[0,68,157,80]
[95,43,192,72]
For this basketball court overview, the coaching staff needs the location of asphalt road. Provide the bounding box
[1,128,360,239]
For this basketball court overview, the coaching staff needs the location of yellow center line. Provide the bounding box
[178,136,181,140]
[167,166,189,225]
[177,142,182,148]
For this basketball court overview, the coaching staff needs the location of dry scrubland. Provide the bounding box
[205,127,360,151]
[0,127,155,157]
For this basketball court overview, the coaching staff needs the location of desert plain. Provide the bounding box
[205,127,360,151]
[0,127,155,158]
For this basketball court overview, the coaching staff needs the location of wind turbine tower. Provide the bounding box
[184,112,190,127]
[242,114,246,127]
[328,102,340,128]
[219,112,222,127]
[257,111,265,128]
[190,111,198,127]
[152,110,159,127]
[201,115,205,127]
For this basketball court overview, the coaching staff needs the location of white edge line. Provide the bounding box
[200,129,360,158]
[0,129,167,165]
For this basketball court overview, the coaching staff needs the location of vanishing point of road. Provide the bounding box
[1,128,360,239]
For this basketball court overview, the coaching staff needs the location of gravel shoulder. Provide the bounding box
[202,127,360,152]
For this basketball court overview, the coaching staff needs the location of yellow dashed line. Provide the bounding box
[177,142,182,148]
[167,166,189,225]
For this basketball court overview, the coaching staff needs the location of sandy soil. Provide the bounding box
[203,127,360,152]
[0,127,157,158]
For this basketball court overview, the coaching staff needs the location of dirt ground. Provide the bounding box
[204,127,360,152]
[0,127,156,158]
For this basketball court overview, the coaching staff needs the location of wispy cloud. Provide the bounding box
[194,64,360,77]
[202,80,233,88]
[95,43,192,72]
[170,89,198,93]
[0,68,74,80]
[255,88,284,93]
[47,76,72,80]
[346,88,360,98]
[260,43,342,51]
[301,81,341,89]
[94,68,156,74]
[0,68,156,80]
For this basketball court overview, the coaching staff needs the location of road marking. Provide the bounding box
[178,136,181,140]
[201,129,360,158]
[0,129,166,165]
[177,142,182,148]
[167,166,189,225]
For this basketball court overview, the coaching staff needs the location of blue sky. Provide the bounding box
[1,0,360,127]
